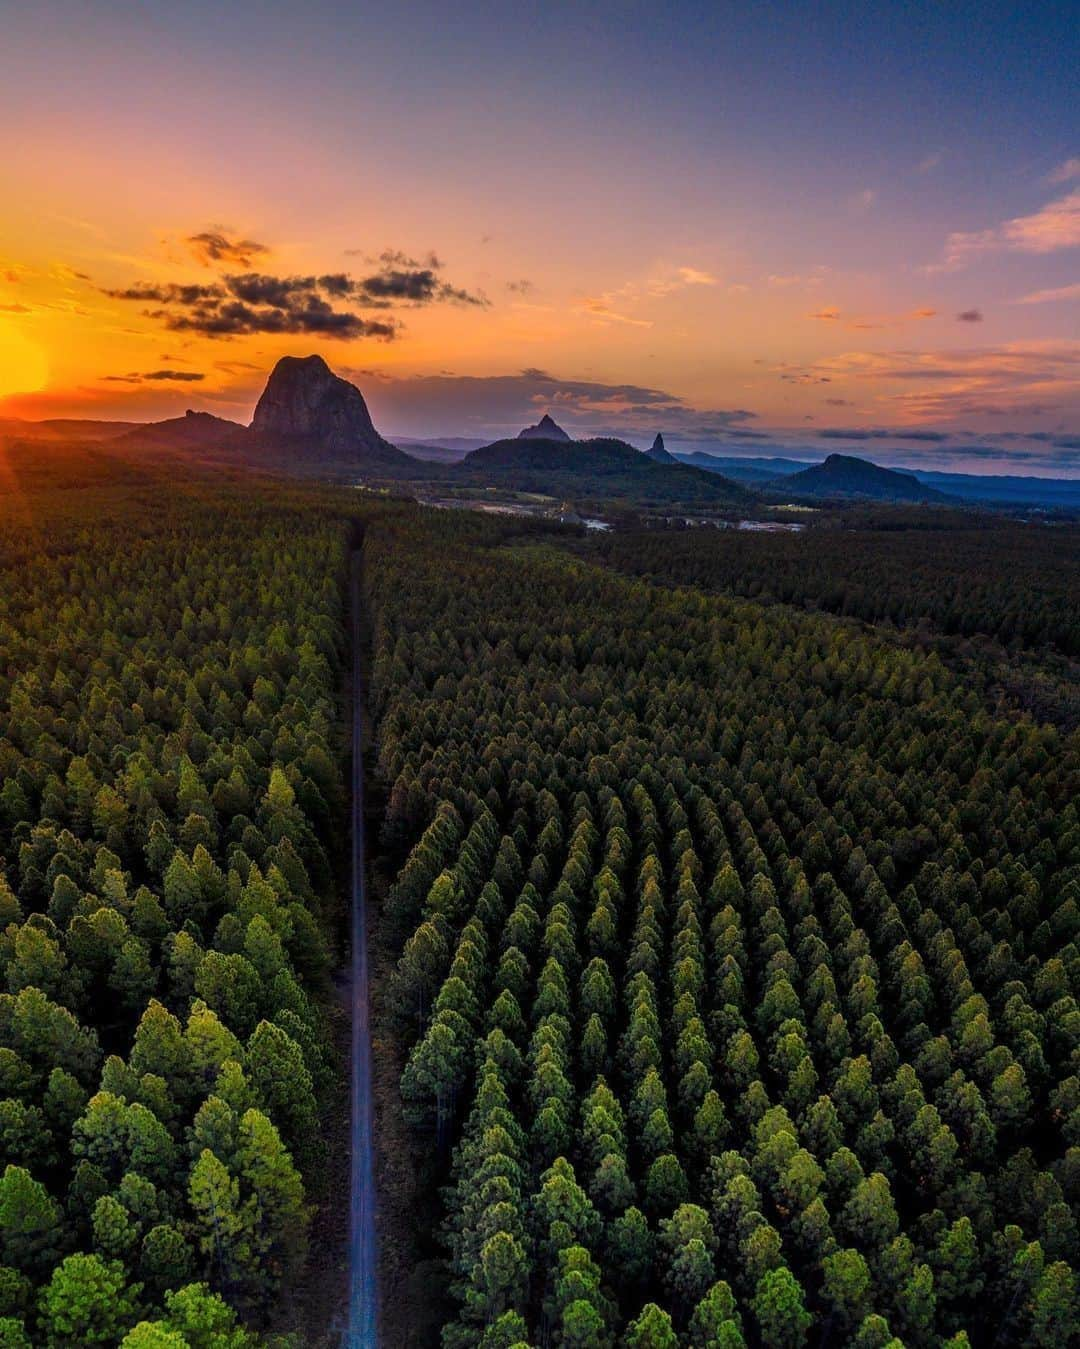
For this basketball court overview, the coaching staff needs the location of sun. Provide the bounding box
[0,323,48,401]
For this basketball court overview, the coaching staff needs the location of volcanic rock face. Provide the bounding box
[517,412,571,441]
[250,354,387,453]
[647,432,679,463]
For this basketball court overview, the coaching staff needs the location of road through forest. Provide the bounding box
[346,552,378,1345]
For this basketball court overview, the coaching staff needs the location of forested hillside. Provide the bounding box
[1,466,1077,1347]
[366,510,1078,1346]
[593,524,1080,659]
[0,479,354,1345]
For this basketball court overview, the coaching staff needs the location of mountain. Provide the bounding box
[674,452,817,484]
[905,469,1080,510]
[249,354,415,469]
[111,409,244,451]
[774,453,952,503]
[647,433,678,464]
[393,436,487,462]
[517,413,571,441]
[459,435,751,506]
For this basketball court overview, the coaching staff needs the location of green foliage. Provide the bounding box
[369,505,1079,1345]
[0,482,350,1339]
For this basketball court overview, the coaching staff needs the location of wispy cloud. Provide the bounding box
[957,309,983,322]
[809,306,842,320]
[186,230,271,267]
[675,266,718,286]
[916,151,944,174]
[1015,281,1080,305]
[578,296,653,327]
[1047,157,1080,185]
[102,369,206,384]
[813,340,1080,421]
[930,188,1080,271]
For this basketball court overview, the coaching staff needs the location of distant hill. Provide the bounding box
[646,433,678,464]
[111,409,244,451]
[0,417,138,444]
[675,452,817,485]
[459,435,751,506]
[906,468,1080,509]
[517,413,571,441]
[393,436,485,462]
[249,354,416,471]
[775,453,952,503]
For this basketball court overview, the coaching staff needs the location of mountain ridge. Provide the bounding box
[773,452,953,503]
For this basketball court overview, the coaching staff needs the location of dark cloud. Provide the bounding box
[780,372,831,384]
[106,253,485,338]
[957,308,984,322]
[818,427,951,442]
[356,267,487,307]
[160,296,397,341]
[824,398,852,406]
[187,231,270,267]
[225,273,315,307]
[358,267,441,302]
[104,282,224,304]
[351,367,756,441]
[101,369,206,384]
[506,279,534,294]
[0,302,31,313]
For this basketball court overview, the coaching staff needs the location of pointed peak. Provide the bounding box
[646,431,677,463]
[517,411,572,441]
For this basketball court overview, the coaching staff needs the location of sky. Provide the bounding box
[0,0,1077,473]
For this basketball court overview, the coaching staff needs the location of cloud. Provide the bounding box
[1015,281,1080,305]
[824,398,853,406]
[850,188,877,211]
[578,295,653,327]
[346,247,444,269]
[0,302,31,314]
[957,309,983,322]
[676,267,718,286]
[50,263,91,283]
[811,340,1080,422]
[102,369,206,384]
[917,151,944,173]
[1048,157,1080,185]
[347,366,755,440]
[818,427,951,442]
[104,253,487,339]
[809,306,842,320]
[931,188,1080,270]
[187,231,270,267]
[104,282,225,304]
[506,278,533,294]
[357,266,487,306]
[910,308,938,319]
[767,271,826,288]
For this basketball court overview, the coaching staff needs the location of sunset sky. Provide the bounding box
[1,1,1077,471]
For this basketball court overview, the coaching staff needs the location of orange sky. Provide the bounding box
[0,3,1076,465]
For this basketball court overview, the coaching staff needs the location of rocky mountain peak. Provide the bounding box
[517,412,571,441]
[250,354,386,454]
